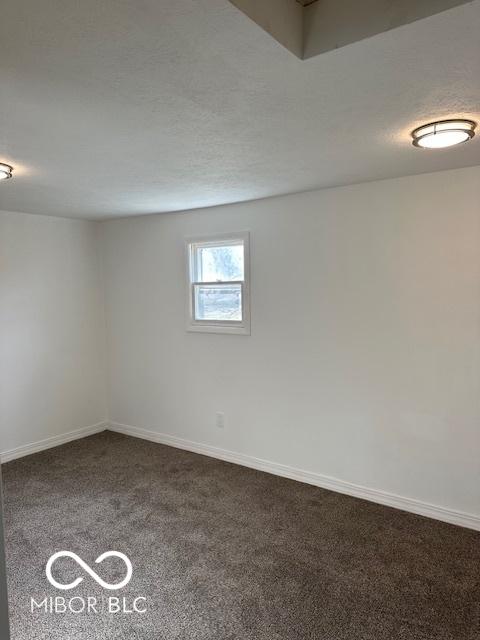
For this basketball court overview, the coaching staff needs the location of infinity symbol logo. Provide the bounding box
[46,551,133,591]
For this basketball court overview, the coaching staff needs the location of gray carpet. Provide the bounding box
[2,431,479,640]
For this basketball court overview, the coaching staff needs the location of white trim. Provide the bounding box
[0,422,107,464]
[187,324,251,335]
[108,421,480,532]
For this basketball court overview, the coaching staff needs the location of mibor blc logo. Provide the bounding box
[30,551,147,615]
[46,551,132,590]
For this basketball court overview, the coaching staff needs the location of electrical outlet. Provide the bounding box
[216,412,225,429]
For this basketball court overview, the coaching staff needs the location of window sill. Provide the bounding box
[187,323,250,335]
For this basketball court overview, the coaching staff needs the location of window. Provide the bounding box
[186,232,250,334]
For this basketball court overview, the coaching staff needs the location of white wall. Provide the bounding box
[101,166,480,522]
[0,212,107,455]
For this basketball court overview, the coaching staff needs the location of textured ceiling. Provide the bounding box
[0,0,479,219]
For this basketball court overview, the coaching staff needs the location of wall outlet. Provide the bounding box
[215,412,225,429]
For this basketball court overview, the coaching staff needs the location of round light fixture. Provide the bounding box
[412,119,476,149]
[0,163,13,180]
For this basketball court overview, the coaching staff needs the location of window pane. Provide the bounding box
[194,284,242,321]
[195,244,244,282]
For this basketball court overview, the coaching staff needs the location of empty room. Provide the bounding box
[1,1,479,639]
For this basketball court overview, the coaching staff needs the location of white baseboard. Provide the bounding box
[0,421,107,464]
[109,421,480,532]
[2,419,478,531]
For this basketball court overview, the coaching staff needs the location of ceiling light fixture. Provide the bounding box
[412,119,476,149]
[0,163,13,180]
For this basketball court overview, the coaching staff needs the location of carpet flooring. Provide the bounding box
[2,431,479,639]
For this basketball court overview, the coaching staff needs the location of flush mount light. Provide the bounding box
[0,163,13,180]
[412,119,476,149]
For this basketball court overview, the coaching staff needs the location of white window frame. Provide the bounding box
[186,231,250,335]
